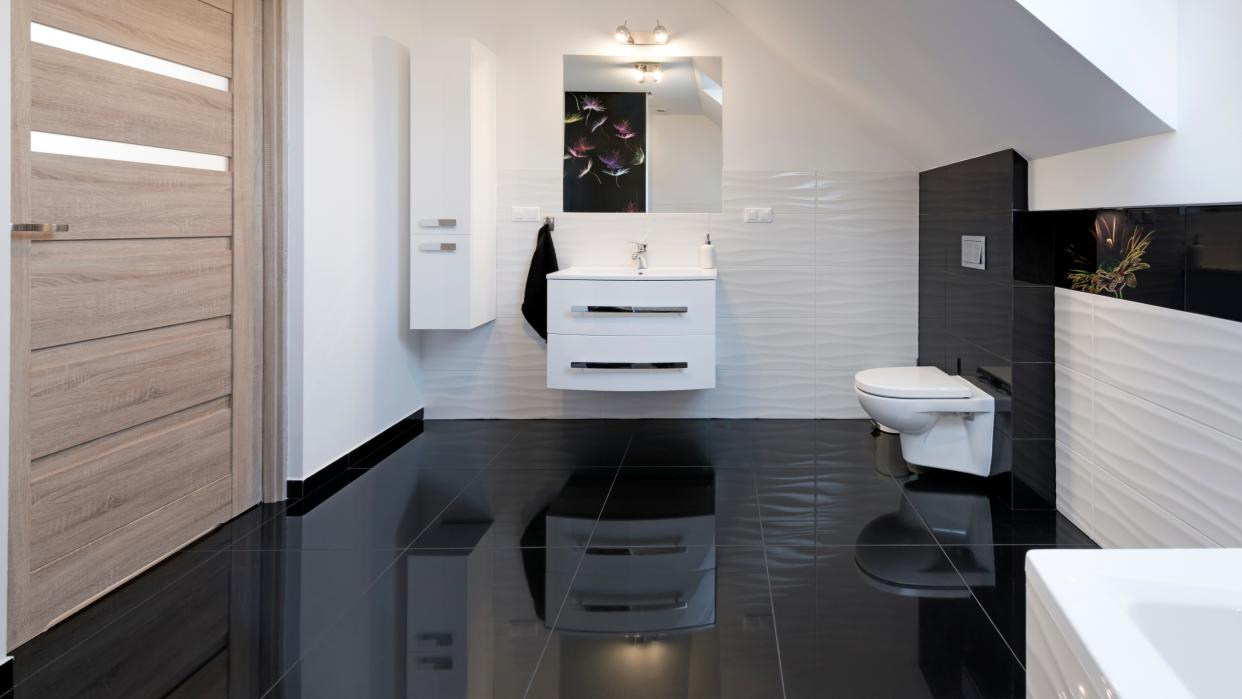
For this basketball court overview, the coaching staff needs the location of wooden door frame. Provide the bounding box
[260,0,287,503]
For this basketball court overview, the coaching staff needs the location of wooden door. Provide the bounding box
[9,0,262,647]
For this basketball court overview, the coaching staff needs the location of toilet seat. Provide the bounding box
[855,366,972,400]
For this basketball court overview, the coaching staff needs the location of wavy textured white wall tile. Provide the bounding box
[1054,442,1092,535]
[1092,469,1218,548]
[709,214,816,267]
[1093,294,1242,439]
[423,169,918,419]
[815,266,917,318]
[716,316,816,375]
[1053,365,1093,460]
[1094,381,1242,546]
[722,171,817,213]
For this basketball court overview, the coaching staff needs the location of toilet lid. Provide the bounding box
[855,366,972,399]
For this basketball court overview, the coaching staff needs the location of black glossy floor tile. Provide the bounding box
[897,471,1095,547]
[489,420,635,468]
[942,542,1096,664]
[411,467,620,549]
[620,420,715,466]
[815,419,890,468]
[8,419,1102,698]
[756,468,929,547]
[527,546,785,699]
[766,545,1026,699]
[602,466,766,547]
[703,419,818,468]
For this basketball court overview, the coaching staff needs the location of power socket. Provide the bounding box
[511,206,541,222]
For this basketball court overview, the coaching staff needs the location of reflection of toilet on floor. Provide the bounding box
[855,476,996,594]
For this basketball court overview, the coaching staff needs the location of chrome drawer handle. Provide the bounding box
[570,362,688,370]
[586,545,689,556]
[418,242,456,252]
[578,599,688,614]
[417,218,457,228]
[570,305,688,314]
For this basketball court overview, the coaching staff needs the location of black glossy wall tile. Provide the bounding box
[920,149,1027,215]
[947,273,1012,360]
[1011,362,1055,439]
[1187,206,1242,322]
[920,150,1032,492]
[1012,438,1056,509]
[1013,211,1056,285]
[1012,285,1054,362]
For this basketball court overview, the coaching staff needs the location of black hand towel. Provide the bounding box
[521,223,559,340]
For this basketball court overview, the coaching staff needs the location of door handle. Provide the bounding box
[11,223,68,239]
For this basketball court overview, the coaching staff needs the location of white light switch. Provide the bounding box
[744,207,774,223]
[961,235,986,270]
[511,206,541,222]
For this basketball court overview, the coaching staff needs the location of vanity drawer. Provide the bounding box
[545,515,717,576]
[547,279,715,336]
[546,334,715,391]
[548,569,716,633]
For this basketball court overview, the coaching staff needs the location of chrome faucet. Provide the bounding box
[630,241,649,270]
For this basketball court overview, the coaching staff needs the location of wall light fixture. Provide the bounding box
[614,20,671,45]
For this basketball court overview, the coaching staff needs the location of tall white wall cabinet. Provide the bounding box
[410,39,497,329]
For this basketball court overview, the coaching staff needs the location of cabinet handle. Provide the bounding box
[418,218,457,228]
[585,545,688,556]
[570,362,688,370]
[418,242,457,252]
[570,305,687,314]
[413,656,454,671]
[577,599,688,613]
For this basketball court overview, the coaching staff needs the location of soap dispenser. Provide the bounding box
[700,233,716,269]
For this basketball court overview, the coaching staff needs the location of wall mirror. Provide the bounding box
[563,55,722,213]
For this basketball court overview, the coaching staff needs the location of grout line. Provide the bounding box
[523,437,630,698]
[259,431,521,698]
[753,468,789,699]
[891,476,1028,670]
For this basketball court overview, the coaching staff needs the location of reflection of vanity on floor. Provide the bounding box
[545,468,716,633]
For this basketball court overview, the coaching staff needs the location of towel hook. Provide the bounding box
[544,216,555,232]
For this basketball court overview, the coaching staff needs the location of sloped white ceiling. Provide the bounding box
[716,0,1175,171]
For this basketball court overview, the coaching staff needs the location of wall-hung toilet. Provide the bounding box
[854,366,995,477]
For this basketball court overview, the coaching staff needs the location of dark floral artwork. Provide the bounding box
[563,91,647,213]
[1065,212,1156,299]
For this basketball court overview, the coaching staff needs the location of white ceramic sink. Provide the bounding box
[1026,548,1242,699]
[547,266,717,281]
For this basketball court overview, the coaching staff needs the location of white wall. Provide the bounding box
[1030,0,1242,209]
[411,0,911,173]
[287,0,424,479]
[412,0,917,419]
[1054,289,1242,548]
[649,114,723,213]
[1016,0,1178,128]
